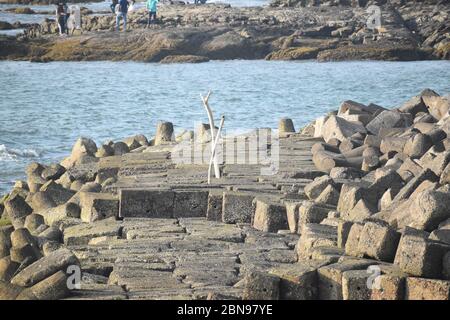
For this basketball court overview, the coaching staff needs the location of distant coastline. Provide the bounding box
[1,2,449,62]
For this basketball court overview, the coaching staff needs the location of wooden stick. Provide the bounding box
[200,91,220,179]
[208,115,225,184]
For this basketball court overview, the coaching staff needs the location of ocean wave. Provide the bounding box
[0,144,40,161]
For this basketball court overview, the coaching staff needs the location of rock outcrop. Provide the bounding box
[1,2,448,62]
[1,88,450,300]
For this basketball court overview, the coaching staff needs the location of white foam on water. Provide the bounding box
[0,144,40,161]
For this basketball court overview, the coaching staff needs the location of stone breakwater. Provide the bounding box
[1,88,450,300]
[0,2,449,62]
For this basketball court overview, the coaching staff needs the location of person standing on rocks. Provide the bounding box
[63,1,70,31]
[146,0,159,28]
[110,0,119,14]
[56,2,67,35]
[115,0,129,32]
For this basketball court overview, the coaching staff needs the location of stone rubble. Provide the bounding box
[1,88,450,299]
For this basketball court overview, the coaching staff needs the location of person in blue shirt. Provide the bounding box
[146,0,159,28]
[116,0,129,32]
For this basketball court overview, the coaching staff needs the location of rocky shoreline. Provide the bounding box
[0,1,449,62]
[1,88,450,300]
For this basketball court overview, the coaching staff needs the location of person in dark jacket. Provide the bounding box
[56,2,66,35]
[110,0,119,14]
[115,0,129,31]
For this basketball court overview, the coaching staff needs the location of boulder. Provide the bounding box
[298,201,333,228]
[31,191,57,212]
[40,180,76,206]
[366,110,412,135]
[119,189,175,218]
[379,188,394,211]
[24,214,45,234]
[314,116,329,138]
[380,136,408,154]
[426,128,446,145]
[242,271,280,300]
[414,113,436,124]
[38,226,62,243]
[397,157,423,180]
[0,281,24,300]
[370,274,406,300]
[377,188,450,232]
[339,138,362,153]
[421,149,450,177]
[0,256,19,282]
[206,192,222,221]
[41,164,66,181]
[440,163,450,185]
[79,182,102,193]
[278,118,295,134]
[357,221,400,262]
[337,183,365,217]
[196,123,217,143]
[55,172,74,189]
[123,136,143,150]
[337,220,353,249]
[112,141,129,156]
[398,95,427,116]
[304,175,334,200]
[329,167,364,179]
[268,263,318,300]
[79,192,119,223]
[253,200,287,233]
[346,198,376,222]
[364,134,382,148]
[11,228,39,249]
[405,277,450,300]
[422,95,450,121]
[14,181,29,191]
[222,192,254,224]
[297,224,337,259]
[11,248,79,287]
[154,121,174,146]
[285,201,302,233]
[0,226,13,259]
[26,162,46,185]
[4,194,33,228]
[317,259,376,300]
[443,251,450,280]
[393,168,438,202]
[403,133,433,159]
[10,244,41,264]
[407,190,450,231]
[430,229,450,245]
[394,229,449,278]
[321,115,367,143]
[64,137,98,167]
[95,144,114,158]
[314,184,340,206]
[42,241,63,256]
[345,223,364,258]
[342,270,371,300]
[40,202,81,226]
[172,190,209,218]
[63,217,120,245]
[338,100,384,115]
[16,270,69,300]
